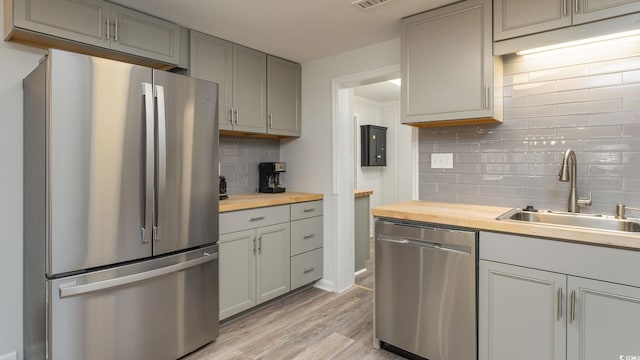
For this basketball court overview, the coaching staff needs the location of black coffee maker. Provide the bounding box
[258,162,286,193]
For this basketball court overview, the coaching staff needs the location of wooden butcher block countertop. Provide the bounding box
[372,201,640,251]
[219,192,323,213]
[354,189,373,198]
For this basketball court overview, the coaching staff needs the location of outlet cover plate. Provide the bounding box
[431,153,453,169]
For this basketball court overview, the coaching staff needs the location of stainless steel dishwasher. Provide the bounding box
[374,219,477,360]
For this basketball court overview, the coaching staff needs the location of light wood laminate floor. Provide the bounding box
[185,286,403,360]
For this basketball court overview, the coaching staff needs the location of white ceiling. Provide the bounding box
[111,0,457,63]
[354,80,400,102]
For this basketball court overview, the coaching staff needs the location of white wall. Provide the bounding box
[355,95,384,219]
[382,102,414,204]
[355,96,413,235]
[0,5,48,357]
[281,38,400,292]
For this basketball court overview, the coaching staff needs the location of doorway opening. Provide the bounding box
[331,65,418,292]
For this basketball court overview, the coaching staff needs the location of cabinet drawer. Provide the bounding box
[291,248,323,290]
[290,217,323,256]
[291,200,323,220]
[220,205,289,234]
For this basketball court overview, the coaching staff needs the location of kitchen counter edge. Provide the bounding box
[371,200,640,251]
[220,192,323,213]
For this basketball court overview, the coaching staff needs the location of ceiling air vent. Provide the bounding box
[351,0,393,9]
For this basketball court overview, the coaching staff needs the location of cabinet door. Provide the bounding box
[401,0,497,124]
[109,4,180,65]
[567,276,640,360]
[219,230,256,320]
[479,261,566,360]
[266,55,300,136]
[232,45,267,133]
[12,0,110,49]
[494,0,572,41]
[256,223,290,304]
[190,31,234,131]
[573,0,640,24]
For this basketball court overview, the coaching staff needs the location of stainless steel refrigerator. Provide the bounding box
[23,49,219,360]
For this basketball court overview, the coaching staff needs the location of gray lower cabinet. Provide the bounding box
[266,55,301,136]
[290,201,323,290]
[480,260,566,360]
[480,232,640,360]
[190,31,266,134]
[354,195,370,272]
[219,205,290,320]
[401,0,502,125]
[219,200,323,319]
[495,0,640,41]
[219,229,256,320]
[6,0,181,65]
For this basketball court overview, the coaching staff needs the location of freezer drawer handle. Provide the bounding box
[58,252,218,299]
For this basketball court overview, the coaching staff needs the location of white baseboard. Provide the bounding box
[0,351,18,360]
[313,278,335,292]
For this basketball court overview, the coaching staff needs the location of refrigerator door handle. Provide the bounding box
[154,84,167,242]
[59,252,218,298]
[142,82,155,243]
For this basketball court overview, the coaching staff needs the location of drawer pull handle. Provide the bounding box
[303,208,315,213]
[303,233,315,239]
[303,267,315,274]
[250,216,265,222]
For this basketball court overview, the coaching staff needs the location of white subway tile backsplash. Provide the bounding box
[623,70,640,83]
[557,99,622,116]
[529,89,588,106]
[557,73,621,92]
[622,97,640,111]
[419,37,640,211]
[528,115,587,129]
[557,125,622,139]
[589,56,640,75]
[510,81,558,97]
[589,83,640,101]
[587,113,636,126]
[529,64,588,82]
[504,104,557,119]
[220,136,280,194]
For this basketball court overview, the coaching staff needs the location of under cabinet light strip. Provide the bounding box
[516,29,640,55]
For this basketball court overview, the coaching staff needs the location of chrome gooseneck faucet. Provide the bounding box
[559,149,591,213]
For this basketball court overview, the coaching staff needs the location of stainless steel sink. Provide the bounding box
[497,208,640,233]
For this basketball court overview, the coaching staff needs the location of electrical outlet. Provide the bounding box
[431,153,453,169]
[0,351,17,360]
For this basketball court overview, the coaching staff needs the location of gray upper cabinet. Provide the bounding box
[108,4,180,65]
[190,31,266,134]
[232,45,267,134]
[495,0,640,41]
[401,0,502,125]
[494,0,572,41]
[574,0,640,24]
[10,0,110,48]
[267,55,301,137]
[6,0,181,65]
[190,31,233,131]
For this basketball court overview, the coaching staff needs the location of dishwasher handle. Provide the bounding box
[377,235,472,255]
